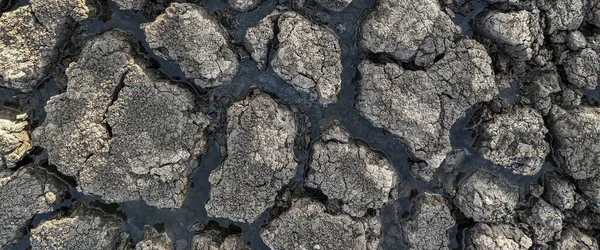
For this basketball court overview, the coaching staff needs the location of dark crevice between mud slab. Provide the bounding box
[1,0,574,249]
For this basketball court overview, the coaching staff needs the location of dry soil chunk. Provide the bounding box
[271,11,342,103]
[554,226,599,250]
[244,10,280,71]
[401,193,455,250]
[578,177,600,213]
[562,48,600,90]
[32,30,210,208]
[538,0,584,34]
[356,40,497,179]
[305,124,397,217]
[454,170,519,222]
[142,2,239,88]
[227,0,263,12]
[521,198,564,243]
[473,107,549,176]
[0,165,68,248]
[260,198,378,250]
[464,223,533,250]
[475,10,543,61]
[113,0,147,10]
[543,173,576,211]
[135,226,172,250]
[0,108,31,170]
[547,106,600,179]
[190,232,249,250]
[30,203,129,250]
[359,0,459,66]
[0,0,95,91]
[205,91,297,223]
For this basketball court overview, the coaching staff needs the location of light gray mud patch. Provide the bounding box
[1,0,570,249]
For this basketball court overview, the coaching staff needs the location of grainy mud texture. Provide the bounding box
[113,0,148,10]
[474,10,543,61]
[554,226,599,249]
[521,198,564,244]
[0,108,31,172]
[142,2,240,88]
[190,231,249,250]
[401,193,455,250]
[356,39,497,181]
[464,223,532,250]
[547,106,600,179]
[359,0,459,66]
[32,30,210,208]
[30,202,130,250]
[227,0,264,12]
[135,226,173,250]
[543,173,577,211]
[305,123,397,217]
[245,10,343,103]
[472,107,549,176]
[0,165,68,248]
[0,0,96,92]
[271,11,342,103]
[4,0,600,248]
[205,91,297,223]
[453,170,519,222]
[260,198,380,250]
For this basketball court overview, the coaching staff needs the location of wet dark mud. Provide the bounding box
[1,0,582,249]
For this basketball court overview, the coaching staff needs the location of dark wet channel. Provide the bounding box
[2,0,592,249]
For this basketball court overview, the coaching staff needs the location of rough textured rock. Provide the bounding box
[315,0,352,12]
[271,11,342,103]
[0,0,96,91]
[543,173,576,211]
[589,0,600,27]
[538,0,584,34]
[113,0,147,10]
[32,30,210,208]
[475,10,543,61]
[454,170,519,222]
[521,198,563,243]
[547,106,600,179]
[0,165,68,248]
[0,108,31,170]
[244,10,280,71]
[205,91,297,223]
[356,39,497,179]
[190,232,249,250]
[227,0,263,12]
[359,0,459,66]
[135,226,172,250]
[305,124,397,217]
[142,2,239,88]
[562,48,600,90]
[578,177,600,213]
[553,226,599,250]
[30,202,129,250]
[401,193,455,250]
[527,68,562,115]
[473,107,549,176]
[464,223,533,250]
[567,30,587,50]
[260,198,378,250]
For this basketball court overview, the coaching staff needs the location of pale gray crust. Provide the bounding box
[453,170,519,222]
[401,193,455,250]
[205,91,297,223]
[306,124,397,217]
[33,30,210,208]
[142,2,240,88]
